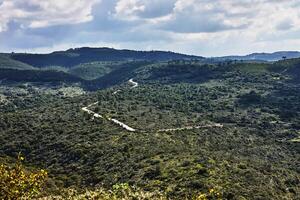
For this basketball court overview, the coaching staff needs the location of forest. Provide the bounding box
[0,56,299,199]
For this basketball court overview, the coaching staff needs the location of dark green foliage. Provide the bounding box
[238,91,262,106]
[0,69,83,83]
[145,63,218,84]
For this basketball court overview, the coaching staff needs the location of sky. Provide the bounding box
[0,0,300,56]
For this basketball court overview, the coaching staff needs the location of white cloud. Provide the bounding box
[111,0,300,34]
[115,0,145,20]
[114,0,176,20]
[1,0,300,56]
[0,0,99,32]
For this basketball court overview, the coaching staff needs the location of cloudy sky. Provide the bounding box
[0,0,300,56]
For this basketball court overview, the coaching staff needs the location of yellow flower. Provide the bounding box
[197,193,207,199]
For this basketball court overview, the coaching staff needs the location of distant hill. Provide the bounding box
[1,48,300,89]
[7,47,203,68]
[0,54,36,70]
[2,48,300,71]
[214,51,300,62]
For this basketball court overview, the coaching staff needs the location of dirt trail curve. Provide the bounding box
[129,79,138,88]
[81,79,223,132]
[82,102,103,119]
[81,79,138,132]
[82,102,136,132]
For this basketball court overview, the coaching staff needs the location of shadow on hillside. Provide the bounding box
[145,64,220,85]
[85,61,152,90]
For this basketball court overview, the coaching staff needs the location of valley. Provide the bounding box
[0,49,299,199]
[2,1,300,198]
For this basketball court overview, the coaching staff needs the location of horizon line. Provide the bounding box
[2,46,300,58]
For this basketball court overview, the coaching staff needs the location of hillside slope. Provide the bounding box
[68,61,127,80]
[0,69,84,83]
[0,54,36,70]
[8,47,203,68]
[0,58,299,199]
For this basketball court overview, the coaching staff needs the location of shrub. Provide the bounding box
[0,154,48,200]
[196,188,223,200]
[39,183,168,200]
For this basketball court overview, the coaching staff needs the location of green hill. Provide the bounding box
[8,47,203,68]
[0,54,36,70]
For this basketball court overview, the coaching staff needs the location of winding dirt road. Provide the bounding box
[82,102,103,119]
[157,123,223,132]
[81,78,223,132]
[129,79,138,88]
[81,79,137,132]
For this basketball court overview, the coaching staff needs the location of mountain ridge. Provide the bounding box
[215,51,300,61]
[1,48,299,69]
[6,47,203,68]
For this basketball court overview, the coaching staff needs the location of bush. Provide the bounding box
[39,183,168,200]
[0,154,48,200]
[196,188,223,200]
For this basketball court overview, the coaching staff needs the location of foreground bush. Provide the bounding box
[39,183,168,200]
[0,155,223,199]
[0,154,48,200]
[38,183,223,200]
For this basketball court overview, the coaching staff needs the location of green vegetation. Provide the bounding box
[0,154,48,199]
[228,63,269,74]
[0,56,299,199]
[68,61,126,80]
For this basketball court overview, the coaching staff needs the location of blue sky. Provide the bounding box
[0,0,300,56]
